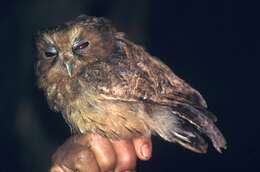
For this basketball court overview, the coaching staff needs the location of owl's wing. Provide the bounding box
[104,36,215,118]
[79,36,226,153]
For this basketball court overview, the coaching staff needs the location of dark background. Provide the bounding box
[1,0,259,171]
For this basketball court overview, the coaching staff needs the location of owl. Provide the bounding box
[36,15,226,153]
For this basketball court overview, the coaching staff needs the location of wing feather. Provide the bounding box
[79,35,226,152]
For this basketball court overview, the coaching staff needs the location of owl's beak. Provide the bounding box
[65,63,73,77]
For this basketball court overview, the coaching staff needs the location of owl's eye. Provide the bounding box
[73,40,89,54]
[45,46,58,58]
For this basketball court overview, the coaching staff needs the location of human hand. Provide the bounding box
[50,133,152,172]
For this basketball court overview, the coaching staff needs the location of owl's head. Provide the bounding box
[36,15,117,80]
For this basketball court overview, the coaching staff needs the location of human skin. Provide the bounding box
[50,134,152,172]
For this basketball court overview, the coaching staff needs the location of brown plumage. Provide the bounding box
[36,15,226,153]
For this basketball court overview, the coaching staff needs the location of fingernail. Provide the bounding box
[50,165,64,172]
[141,144,150,159]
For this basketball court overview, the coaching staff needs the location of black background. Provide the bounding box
[1,0,259,171]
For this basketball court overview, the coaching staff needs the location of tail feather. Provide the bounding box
[147,102,226,153]
[172,118,209,153]
[171,102,227,153]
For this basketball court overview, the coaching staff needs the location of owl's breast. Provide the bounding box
[65,94,149,138]
[48,78,102,133]
[44,77,84,113]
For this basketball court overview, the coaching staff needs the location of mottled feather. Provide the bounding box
[36,15,226,153]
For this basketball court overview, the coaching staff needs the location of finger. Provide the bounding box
[52,137,75,165]
[88,134,117,172]
[65,145,100,172]
[133,137,152,160]
[51,135,101,172]
[111,139,137,172]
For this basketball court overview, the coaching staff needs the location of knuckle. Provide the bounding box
[73,148,94,165]
[116,153,136,170]
[98,156,116,171]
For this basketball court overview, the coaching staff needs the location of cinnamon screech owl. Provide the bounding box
[36,15,226,153]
